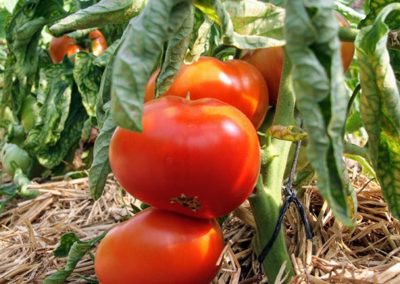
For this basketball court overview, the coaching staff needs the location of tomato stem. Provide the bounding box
[249,50,295,283]
[338,27,359,42]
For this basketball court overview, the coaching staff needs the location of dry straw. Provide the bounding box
[0,172,399,283]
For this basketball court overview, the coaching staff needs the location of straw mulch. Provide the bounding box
[0,172,399,283]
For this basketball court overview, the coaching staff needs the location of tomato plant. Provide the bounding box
[49,30,107,63]
[145,56,269,129]
[109,96,260,219]
[95,208,224,284]
[243,13,354,106]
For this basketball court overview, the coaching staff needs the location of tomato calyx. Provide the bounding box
[170,194,202,212]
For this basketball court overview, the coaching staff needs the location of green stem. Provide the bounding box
[344,141,370,161]
[338,27,359,42]
[249,50,295,283]
[335,2,365,22]
[14,168,39,199]
[339,27,400,51]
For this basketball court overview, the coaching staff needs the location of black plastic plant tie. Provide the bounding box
[293,197,313,240]
[257,195,293,263]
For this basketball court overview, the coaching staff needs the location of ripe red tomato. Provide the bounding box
[145,56,269,129]
[109,96,260,219]
[49,30,107,63]
[49,35,82,63]
[95,208,224,284]
[243,13,354,106]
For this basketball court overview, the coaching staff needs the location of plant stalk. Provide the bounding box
[249,50,295,283]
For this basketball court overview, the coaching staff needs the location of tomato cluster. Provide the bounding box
[49,30,107,63]
[95,57,264,283]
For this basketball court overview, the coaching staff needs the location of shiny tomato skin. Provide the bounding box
[145,57,269,129]
[109,96,260,219]
[49,35,81,63]
[243,13,354,106]
[89,30,107,56]
[95,208,224,284]
[242,46,283,106]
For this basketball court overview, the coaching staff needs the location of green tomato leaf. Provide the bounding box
[356,3,400,218]
[223,0,285,40]
[24,64,74,153]
[346,105,364,133]
[345,154,377,180]
[195,0,285,50]
[359,0,400,28]
[111,0,193,131]
[73,52,103,117]
[89,111,116,200]
[3,0,65,113]
[53,233,80,258]
[155,5,194,97]
[94,40,121,127]
[186,10,213,62]
[96,65,113,128]
[34,87,87,169]
[0,9,10,39]
[93,39,120,68]
[4,0,18,13]
[285,0,355,226]
[389,49,400,81]
[49,0,146,36]
[44,232,106,284]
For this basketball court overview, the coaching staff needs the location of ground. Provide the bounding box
[0,172,399,283]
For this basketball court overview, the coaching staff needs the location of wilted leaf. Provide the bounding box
[73,53,103,117]
[224,0,285,40]
[89,112,116,200]
[53,233,80,258]
[49,0,146,36]
[24,64,73,153]
[267,125,308,142]
[285,0,355,226]
[195,0,285,50]
[356,3,400,218]
[359,0,400,28]
[44,232,106,284]
[111,0,193,130]
[34,87,87,169]
[155,5,194,97]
